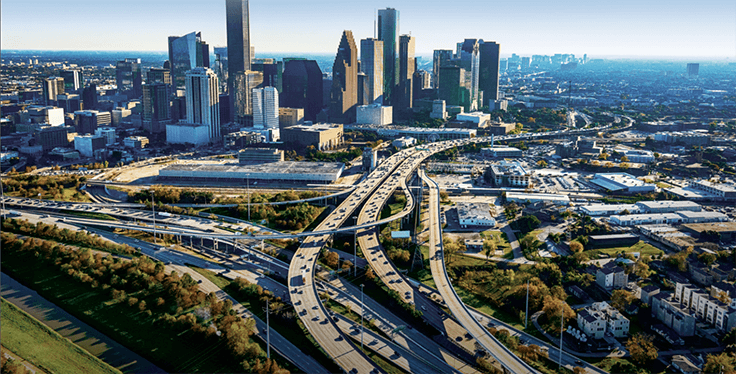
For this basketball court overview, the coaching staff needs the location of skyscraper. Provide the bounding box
[82,84,98,110]
[60,70,83,92]
[42,77,64,105]
[116,58,142,99]
[397,34,416,110]
[226,0,251,121]
[168,32,210,89]
[185,67,220,141]
[478,41,501,103]
[330,31,358,124]
[432,49,453,90]
[252,87,279,130]
[438,66,471,111]
[233,70,263,125]
[360,38,384,104]
[377,8,399,105]
[214,47,229,93]
[143,83,171,133]
[281,59,323,121]
[458,39,481,111]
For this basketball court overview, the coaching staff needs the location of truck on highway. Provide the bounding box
[158,212,172,217]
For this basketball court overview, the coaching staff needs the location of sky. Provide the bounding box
[2,0,736,59]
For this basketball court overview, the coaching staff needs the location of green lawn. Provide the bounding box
[1,298,121,374]
[1,251,243,373]
[592,241,663,257]
[480,230,513,258]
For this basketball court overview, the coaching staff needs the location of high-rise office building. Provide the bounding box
[687,63,699,77]
[360,38,384,104]
[330,30,358,124]
[185,67,220,141]
[432,50,454,90]
[233,70,263,125]
[281,59,323,121]
[397,34,415,110]
[147,68,171,86]
[143,83,171,133]
[226,0,251,122]
[478,41,500,102]
[251,59,282,92]
[116,58,142,99]
[438,66,470,111]
[74,110,112,135]
[378,8,399,105]
[457,39,481,111]
[252,87,279,130]
[60,70,83,92]
[82,84,98,110]
[42,77,64,105]
[57,94,82,114]
[214,47,229,93]
[168,32,210,89]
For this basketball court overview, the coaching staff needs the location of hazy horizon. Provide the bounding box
[2,0,735,59]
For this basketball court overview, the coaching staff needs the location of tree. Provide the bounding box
[365,266,376,281]
[699,252,717,266]
[610,290,635,311]
[483,238,497,260]
[541,296,575,333]
[626,333,658,365]
[620,156,629,162]
[569,241,584,253]
[537,160,548,168]
[598,152,608,160]
[324,251,339,269]
[704,352,736,374]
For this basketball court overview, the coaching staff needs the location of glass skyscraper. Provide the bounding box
[377,8,399,105]
[168,32,210,89]
[226,0,251,122]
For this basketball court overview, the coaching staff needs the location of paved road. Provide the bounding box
[422,170,539,374]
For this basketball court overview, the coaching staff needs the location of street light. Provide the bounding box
[353,216,358,277]
[360,284,365,350]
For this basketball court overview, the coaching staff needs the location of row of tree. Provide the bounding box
[2,219,137,255]
[0,232,288,373]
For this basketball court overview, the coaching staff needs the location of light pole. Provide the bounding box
[353,216,358,277]
[246,174,250,221]
[525,280,529,330]
[559,307,564,370]
[266,298,270,359]
[360,284,365,350]
[149,189,157,245]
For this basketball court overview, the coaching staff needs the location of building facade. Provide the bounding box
[168,31,210,89]
[185,67,220,142]
[281,59,323,122]
[360,38,384,104]
[330,31,359,124]
[116,58,142,99]
[356,104,392,126]
[377,8,399,105]
[226,0,252,121]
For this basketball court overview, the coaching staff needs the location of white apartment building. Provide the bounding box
[577,301,630,339]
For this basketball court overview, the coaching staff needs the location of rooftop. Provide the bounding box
[635,200,701,211]
[506,192,570,202]
[457,202,493,221]
[682,221,736,233]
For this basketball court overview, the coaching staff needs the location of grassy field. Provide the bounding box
[1,298,121,374]
[1,251,244,373]
[592,240,663,257]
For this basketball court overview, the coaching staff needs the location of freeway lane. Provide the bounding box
[422,170,539,374]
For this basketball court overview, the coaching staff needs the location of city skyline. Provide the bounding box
[2,0,735,59]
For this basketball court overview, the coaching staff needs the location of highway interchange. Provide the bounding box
[1,124,618,374]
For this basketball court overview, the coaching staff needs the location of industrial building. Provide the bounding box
[653,131,710,146]
[589,234,639,248]
[688,180,736,201]
[681,221,736,241]
[356,104,392,126]
[159,161,344,184]
[238,148,284,164]
[480,146,522,158]
[616,149,655,163]
[609,211,728,226]
[281,123,343,151]
[580,200,701,216]
[505,192,570,206]
[590,173,656,193]
[489,160,530,187]
[456,202,496,228]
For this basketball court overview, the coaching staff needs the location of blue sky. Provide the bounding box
[2,0,735,58]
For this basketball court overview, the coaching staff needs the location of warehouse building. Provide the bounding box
[480,146,523,158]
[590,173,656,194]
[159,161,344,184]
[457,202,496,227]
[609,211,728,226]
[505,192,570,206]
[489,160,530,187]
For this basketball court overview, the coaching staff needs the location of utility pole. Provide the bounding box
[360,284,365,350]
[559,307,564,370]
[353,216,358,277]
[246,174,250,221]
[150,189,157,244]
[525,280,529,330]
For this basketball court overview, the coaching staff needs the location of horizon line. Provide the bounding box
[2,49,735,61]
